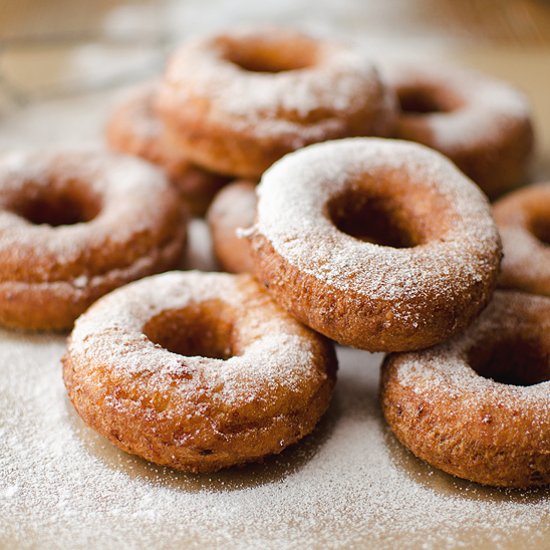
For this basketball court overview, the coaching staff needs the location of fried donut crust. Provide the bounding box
[0,150,187,331]
[157,28,397,179]
[382,62,535,198]
[249,138,501,352]
[494,182,550,296]
[207,180,257,273]
[381,291,550,488]
[106,82,228,216]
[63,271,337,473]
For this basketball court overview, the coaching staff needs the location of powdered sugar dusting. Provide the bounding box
[255,138,500,322]
[3,335,550,549]
[0,149,177,281]
[68,270,323,408]
[382,62,532,149]
[393,291,550,411]
[161,28,384,144]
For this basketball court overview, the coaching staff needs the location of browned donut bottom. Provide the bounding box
[0,150,187,330]
[381,291,550,488]
[106,82,228,216]
[494,181,550,296]
[207,180,257,273]
[63,271,337,473]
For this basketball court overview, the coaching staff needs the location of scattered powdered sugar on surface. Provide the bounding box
[255,138,500,321]
[2,333,550,550]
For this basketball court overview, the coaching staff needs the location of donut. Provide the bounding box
[63,270,337,473]
[381,62,535,198]
[157,28,397,179]
[0,150,187,331]
[106,82,228,216]
[381,290,550,488]
[248,138,502,352]
[493,181,550,295]
[207,180,257,273]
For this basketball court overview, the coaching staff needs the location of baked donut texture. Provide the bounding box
[207,180,257,273]
[249,138,502,352]
[381,291,550,488]
[494,182,550,296]
[382,63,535,198]
[63,271,337,473]
[106,82,227,216]
[157,28,397,179]
[0,150,187,331]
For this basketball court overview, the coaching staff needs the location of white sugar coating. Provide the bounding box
[161,28,384,144]
[255,138,500,321]
[68,270,324,408]
[381,62,532,149]
[3,336,550,549]
[393,291,550,410]
[0,149,175,274]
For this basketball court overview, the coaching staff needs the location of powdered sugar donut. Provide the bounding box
[63,270,337,473]
[381,291,550,488]
[207,180,257,273]
[157,28,397,179]
[249,138,502,352]
[494,181,550,295]
[106,82,228,216]
[382,62,535,198]
[0,150,187,331]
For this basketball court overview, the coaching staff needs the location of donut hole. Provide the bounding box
[16,187,101,226]
[328,191,425,248]
[143,300,235,360]
[397,86,456,115]
[220,36,315,73]
[469,336,550,386]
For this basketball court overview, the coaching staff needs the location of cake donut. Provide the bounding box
[63,270,337,473]
[157,28,397,179]
[494,181,550,295]
[0,150,187,331]
[381,290,550,488]
[382,62,535,198]
[248,138,502,352]
[207,180,257,273]
[106,82,228,216]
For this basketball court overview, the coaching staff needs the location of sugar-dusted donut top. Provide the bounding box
[68,271,331,409]
[0,149,180,282]
[162,28,384,142]
[382,62,532,149]
[390,291,550,410]
[255,138,500,304]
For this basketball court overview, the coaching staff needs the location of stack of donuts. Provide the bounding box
[2,27,549,488]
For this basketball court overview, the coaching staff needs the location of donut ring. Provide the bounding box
[249,138,502,352]
[382,62,535,198]
[207,180,257,273]
[157,28,397,179]
[381,291,550,488]
[63,271,337,473]
[106,82,228,216]
[494,182,550,295]
[0,150,187,331]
